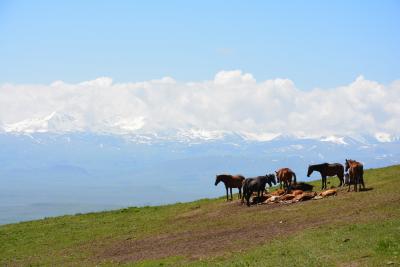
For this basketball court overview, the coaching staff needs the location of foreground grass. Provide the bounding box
[197,220,400,267]
[1,165,399,266]
[136,219,400,267]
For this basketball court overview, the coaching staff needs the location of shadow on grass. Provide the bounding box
[360,187,374,192]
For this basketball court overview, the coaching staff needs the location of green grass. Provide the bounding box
[133,219,400,267]
[1,165,400,266]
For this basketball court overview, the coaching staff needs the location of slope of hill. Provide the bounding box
[1,165,399,266]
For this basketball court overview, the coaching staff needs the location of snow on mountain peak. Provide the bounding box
[239,132,281,142]
[320,135,348,145]
[3,112,81,133]
[176,129,225,141]
[105,116,145,133]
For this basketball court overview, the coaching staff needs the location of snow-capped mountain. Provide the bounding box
[1,130,399,171]
[1,112,399,181]
[2,111,399,145]
[3,112,83,133]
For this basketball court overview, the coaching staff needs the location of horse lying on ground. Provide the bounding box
[215,174,245,201]
[307,163,344,189]
[345,159,365,192]
[275,168,297,193]
[242,174,276,206]
[318,189,337,197]
[291,182,314,191]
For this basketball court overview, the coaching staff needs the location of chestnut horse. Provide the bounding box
[307,163,344,189]
[215,174,245,201]
[275,168,297,193]
[345,159,365,192]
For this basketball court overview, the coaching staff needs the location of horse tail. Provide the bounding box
[292,171,297,184]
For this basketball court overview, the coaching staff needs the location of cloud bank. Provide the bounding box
[1,70,399,139]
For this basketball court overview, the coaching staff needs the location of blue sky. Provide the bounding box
[0,0,399,89]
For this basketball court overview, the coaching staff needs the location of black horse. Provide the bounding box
[307,163,344,189]
[242,174,276,206]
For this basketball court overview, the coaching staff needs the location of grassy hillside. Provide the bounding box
[1,165,399,266]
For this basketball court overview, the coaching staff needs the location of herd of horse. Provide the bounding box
[215,159,365,206]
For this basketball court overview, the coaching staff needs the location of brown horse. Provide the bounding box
[345,159,365,192]
[307,163,344,189]
[275,168,297,193]
[215,174,245,201]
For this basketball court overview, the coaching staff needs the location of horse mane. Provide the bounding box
[347,159,362,166]
[217,174,232,179]
[309,163,328,169]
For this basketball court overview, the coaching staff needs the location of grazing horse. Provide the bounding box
[345,159,365,192]
[307,163,344,190]
[215,174,245,201]
[242,174,276,206]
[275,168,297,193]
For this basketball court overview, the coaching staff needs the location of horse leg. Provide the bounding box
[338,175,343,187]
[348,178,351,192]
[225,186,229,201]
[239,188,242,199]
[246,192,251,206]
[361,173,365,190]
[354,176,358,192]
[230,187,233,200]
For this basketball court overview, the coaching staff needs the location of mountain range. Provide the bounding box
[1,112,399,224]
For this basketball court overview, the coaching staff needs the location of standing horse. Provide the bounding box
[307,163,344,190]
[242,174,276,206]
[215,174,245,201]
[275,168,297,193]
[345,159,365,192]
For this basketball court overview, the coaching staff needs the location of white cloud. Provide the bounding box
[0,70,399,138]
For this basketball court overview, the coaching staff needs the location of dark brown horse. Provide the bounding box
[215,174,245,201]
[307,163,344,189]
[345,159,365,192]
[275,168,297,193]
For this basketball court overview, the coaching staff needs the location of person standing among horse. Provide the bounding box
[215,174,245,201]
[307,163,345,190]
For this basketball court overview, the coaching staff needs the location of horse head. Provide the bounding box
[307,165,313,177]
[275,171,280,182]
[266,173,277,186]
[345,159,350,172]
[215,175,221,186]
